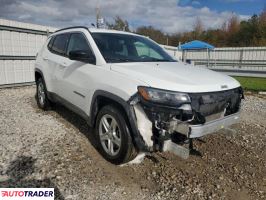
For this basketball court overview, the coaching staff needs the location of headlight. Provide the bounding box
[138,86,190,106]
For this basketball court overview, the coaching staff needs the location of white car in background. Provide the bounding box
[35,27,244,164]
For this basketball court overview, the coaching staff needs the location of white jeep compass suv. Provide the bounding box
[35,26,243,164]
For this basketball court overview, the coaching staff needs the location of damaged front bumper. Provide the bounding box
[189,111,240,138]
[129,87,244,157]
[161,111,240,159]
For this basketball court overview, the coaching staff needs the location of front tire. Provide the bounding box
[36,78,52,110]
[95,105,137,164]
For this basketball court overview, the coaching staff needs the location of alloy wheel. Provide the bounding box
[99,114,121,156]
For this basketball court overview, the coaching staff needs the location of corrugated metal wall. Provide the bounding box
[0,30,47,56]
[0,60,35,85]
[185,47,266,63]
[182,47,266,77]
[0,18,57,86]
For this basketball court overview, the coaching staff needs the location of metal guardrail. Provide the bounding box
[193,59,266,63]
[211,69,266,78]
[212,68,266,74]
[195,62,266,78]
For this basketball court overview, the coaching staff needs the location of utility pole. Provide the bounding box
[96,5,100,28]
[96,3,105,29]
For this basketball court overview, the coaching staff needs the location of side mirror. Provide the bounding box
[69,50,96,64]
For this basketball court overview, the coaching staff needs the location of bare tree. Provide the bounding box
[193,17,204,39]
[259,6,266,24]
[106,16,130,32]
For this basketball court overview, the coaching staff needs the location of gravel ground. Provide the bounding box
[0,86,265,200]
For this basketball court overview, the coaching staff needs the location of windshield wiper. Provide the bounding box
[105,57,175,63]
[146,58,175,62]
[105,57,134,63]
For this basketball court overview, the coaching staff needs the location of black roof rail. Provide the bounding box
[54,26,90,33]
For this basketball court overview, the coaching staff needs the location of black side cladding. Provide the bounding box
[189,87,243,123]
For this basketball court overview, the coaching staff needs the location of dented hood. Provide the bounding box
[110,62,240,93]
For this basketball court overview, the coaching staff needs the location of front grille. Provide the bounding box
[189,87,242,123]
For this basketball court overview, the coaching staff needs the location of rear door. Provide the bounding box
[42,33,70,94]
[49,33,71,96]
[38,36,57,92]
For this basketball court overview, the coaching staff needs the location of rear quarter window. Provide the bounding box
[47,37,55,50]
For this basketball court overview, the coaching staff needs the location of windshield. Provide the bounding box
[91,33,176,63]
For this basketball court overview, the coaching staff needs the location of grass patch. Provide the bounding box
[232,76,266,91]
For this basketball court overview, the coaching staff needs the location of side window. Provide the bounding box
[51,34,69,55]
[47,37,55,50]
[67,33,93,56]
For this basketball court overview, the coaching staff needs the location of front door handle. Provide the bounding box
[59,62,67,69]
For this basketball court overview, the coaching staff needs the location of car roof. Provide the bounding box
[51,26,143,37]
[89,28,138,36]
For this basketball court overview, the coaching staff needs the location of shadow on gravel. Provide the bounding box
[31,94,99,151]
[52,103,99,150]
[0,156,64,200]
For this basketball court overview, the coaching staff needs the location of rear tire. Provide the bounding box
[36,77,52,110]
[95,105,137,164]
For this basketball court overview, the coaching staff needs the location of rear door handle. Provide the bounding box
[43,57,49,61]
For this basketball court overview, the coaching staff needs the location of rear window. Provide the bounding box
[51,34,69,55]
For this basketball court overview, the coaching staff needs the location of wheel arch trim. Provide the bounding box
[89,90,148,151]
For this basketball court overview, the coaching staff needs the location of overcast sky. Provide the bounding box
[0,0,265,33]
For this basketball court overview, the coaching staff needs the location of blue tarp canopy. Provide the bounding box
[179,40,214,50]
